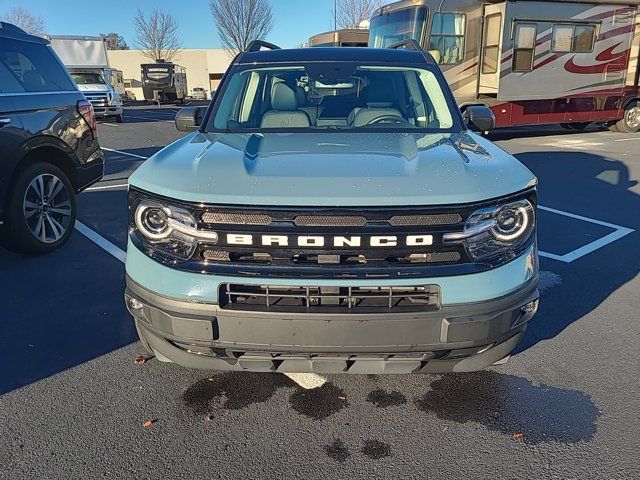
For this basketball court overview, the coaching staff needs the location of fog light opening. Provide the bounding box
[521,300,538,313]
[128,298,144,310]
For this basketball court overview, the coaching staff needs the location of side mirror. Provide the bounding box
[175,106,206,132]
[462,106,495,132]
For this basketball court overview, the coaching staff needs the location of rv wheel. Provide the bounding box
[615,100,640,133]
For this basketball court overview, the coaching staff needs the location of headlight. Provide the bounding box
[109,93,121,105]
[130,195,218,260]
[444,198,535,261]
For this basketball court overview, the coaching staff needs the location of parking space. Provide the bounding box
[1,113,638,478]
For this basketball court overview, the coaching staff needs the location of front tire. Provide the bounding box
[3,162,76,254]
[614,100,640,133]
[115,114,124,123]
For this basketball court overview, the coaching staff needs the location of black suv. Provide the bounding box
[0,22,104,253]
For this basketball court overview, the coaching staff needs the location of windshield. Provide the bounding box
[209,63,455,132]
[369,6,429,48]
[71,72,106,85]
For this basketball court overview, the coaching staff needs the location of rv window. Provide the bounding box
[552,24,596,53]
[482,13,502,74]
[428,13,466,65]
[513,23,537,72]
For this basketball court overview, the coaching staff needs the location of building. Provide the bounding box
[107,49,231,100]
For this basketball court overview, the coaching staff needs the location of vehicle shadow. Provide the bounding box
[487,123,608,141]
[513,150,639,353]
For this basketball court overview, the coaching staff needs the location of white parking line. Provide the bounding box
[613,137,640,142]
[537,205,634,262]
[84,183,129,192]
[102,147,149,159]
[74,221,126,263]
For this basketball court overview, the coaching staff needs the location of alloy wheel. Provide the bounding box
[626,105,640,129]
[22,174,73,243]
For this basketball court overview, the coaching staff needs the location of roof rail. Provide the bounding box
[245,40,281,52]
[387,39,423,51]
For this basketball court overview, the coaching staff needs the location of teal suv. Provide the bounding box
[125,41,539,374]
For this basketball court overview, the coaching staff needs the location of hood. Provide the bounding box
[129,132,537,207]
[78,84,109,93]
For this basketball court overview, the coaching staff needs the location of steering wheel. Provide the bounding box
[365,115,411,126]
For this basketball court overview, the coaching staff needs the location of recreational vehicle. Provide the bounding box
[369,0,640,131]
[309,28,370,47]
[141,63,188,103]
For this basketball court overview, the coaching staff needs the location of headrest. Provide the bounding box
[271,83,298,111]
[365,82,395,108]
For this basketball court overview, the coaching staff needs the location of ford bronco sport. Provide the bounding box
[125,41,539,374]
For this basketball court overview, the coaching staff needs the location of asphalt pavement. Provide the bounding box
[1,105,638,479]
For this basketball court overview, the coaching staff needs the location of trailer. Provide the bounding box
[369,0,640,132]
[49,35,124,121]
[309,28,370,47]
[141,63,188,103]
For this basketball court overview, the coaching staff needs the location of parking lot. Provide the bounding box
[1,104,638,478]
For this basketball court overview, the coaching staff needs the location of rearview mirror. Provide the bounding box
[175,106,206,132]
[462,106,495,132]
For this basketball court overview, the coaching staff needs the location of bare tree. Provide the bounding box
[336,0,384,29]
[2,7,45,36]
[133,8,181,62]
[209,0,274,53]
[99,32,129,50]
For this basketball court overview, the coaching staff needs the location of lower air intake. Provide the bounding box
[219,284,441,313]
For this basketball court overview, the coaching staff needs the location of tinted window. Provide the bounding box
[0,61,26,93]
[0,38,74,92]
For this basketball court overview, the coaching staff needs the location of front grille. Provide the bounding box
[389,213,462,226]
[201,212,272,226]
[129,187,537,279]
[219,283,441,313]
[294,215,367,227]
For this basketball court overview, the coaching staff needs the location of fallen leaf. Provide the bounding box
[338,395,347,400]
[544,463,551,470]
[442,425,449,433]
[513,433,524,439]
[204,415,214,422]
[135,355,154,365]
[143,420,155,428]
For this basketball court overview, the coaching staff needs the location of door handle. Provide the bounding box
[0,118,11,127]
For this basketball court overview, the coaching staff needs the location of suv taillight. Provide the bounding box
[77,100,97,136]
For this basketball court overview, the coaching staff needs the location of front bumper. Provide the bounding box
[93,105,123,117]
[125,273,538,374]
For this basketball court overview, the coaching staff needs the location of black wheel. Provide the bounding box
[115,114,124,123]
[3,162,76,254]
[614,100,640,133]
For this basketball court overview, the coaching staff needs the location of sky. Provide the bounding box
[0,0,340,49]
